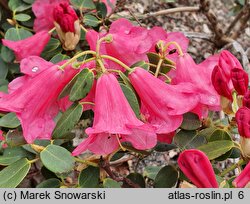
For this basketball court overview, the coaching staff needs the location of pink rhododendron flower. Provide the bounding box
[233,161,250,188]
[0,56,79,143]
[72,73,157,156]
[2,31,50,61]
[128,67,199,135]
[236,107,250,138]
[231,68,249,96]
[32,0,69,32]
[86,18,188,71]
[243,90,250,108]
[173,53,221,118]
[178,149,218,188]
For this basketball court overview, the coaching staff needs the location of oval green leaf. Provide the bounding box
[78,166,100,188]
[154,165,178,188]
[5,28,32,41]
[197,140,234,160]
[180,112,201,130]
[103,178,122,188]
[53,102,83,139]
[143,166,161,180]
[0,158,31,188]
[0,112,20,128]
[40,145,75,174]
[14,14,31,22]
[84,14,100,27]
[36,178,61,188]
[125,173,145,188]
[70,69,94,101]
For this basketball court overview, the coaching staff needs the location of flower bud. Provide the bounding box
[178,149,218,188]
[53,2,80,50]
[211,65,232,100]
[231,68,249,96]
[235,107,250,138]
[243,90,250,109]
[219,50,242,77]
[233,161,250,188]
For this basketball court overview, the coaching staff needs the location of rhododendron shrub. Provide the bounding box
[0,0,249,189]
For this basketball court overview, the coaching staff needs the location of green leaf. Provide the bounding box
[154,142,177,152]
[174,130,207,149]
[40,145,75,174]
[84,14,100,27]
[120,83,140,118]
[103,178,122,188]
[6,130,26,147]
[0,112,20,128]
[1,46,14,63]
[0,79,9,92]
[154,165,178,188]
[0,58,8,79]
[197,140,234,160]
[96,2,107,18]
[78,166,100,188]
[59,74,79,99]
[36,178,61,188]
[5,28,32,41]
[0,158,31,188]
[196,127,217,141]
[143,166,161,180]
[131,61,149,71]
[125,173,145,188]
[118,72,133,90]
[22,0,35,4]
[70,69,94,101]
[41,38,62,60]
[181,112,201,130]
[50,53,70,64]
[53,103,83,139]
[8,0,31,11]
[0,146,34,166]
[71,0,96,9]
[14,14,31,22]
[147,52,172,74]
[209,129,232,142]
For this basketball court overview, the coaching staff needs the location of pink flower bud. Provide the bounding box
[53,2,78,33]
[211,65,232,100]
[219,50,243,77]
[243,90,250,108]
[231,68,249,95]
[233,161,250,188]
[235,107,250,138]
[178,149,218,188]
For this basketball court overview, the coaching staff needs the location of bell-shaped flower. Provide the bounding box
[233,161,250,188]
[86,18,189,71]
[0,56,79,143]
[178,149,218,188]
[231,68,249,96]
[243,90,250,108]
[72,73,157,156]
[32,0,69,32]
[2,31,50,61]
[172,53,221,117]
[53,2,80,50]
[128,67,199,134]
